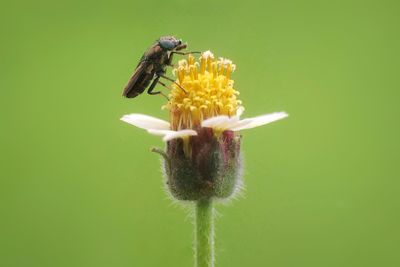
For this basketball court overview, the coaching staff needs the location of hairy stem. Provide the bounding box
[195,199,214,267]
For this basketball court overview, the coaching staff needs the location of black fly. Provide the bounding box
[123,36,199,99]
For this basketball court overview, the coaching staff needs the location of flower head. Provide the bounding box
[121,51,288,200]
[164,51,240,131]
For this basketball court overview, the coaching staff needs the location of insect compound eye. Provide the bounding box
[159,37,177,50]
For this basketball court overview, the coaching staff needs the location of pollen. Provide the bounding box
[164,51,242,130]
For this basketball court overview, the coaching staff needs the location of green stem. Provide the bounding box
[195,199,214,267]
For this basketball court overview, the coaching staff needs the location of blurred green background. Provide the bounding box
[1,0,399,266]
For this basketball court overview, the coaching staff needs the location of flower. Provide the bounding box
[121,51,288,200]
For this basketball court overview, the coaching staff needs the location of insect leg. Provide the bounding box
[171,51,201,56]
[147,76,161,95]
[166,52,174,67]
[157,80,173,91]
[159,92,169,100]
[158,74,187,93]
[155,81,171,100]
[147,76,169,100]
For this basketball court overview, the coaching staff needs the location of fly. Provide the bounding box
[123,36,199,99]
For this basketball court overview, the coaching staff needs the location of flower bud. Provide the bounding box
[163,127,242,201]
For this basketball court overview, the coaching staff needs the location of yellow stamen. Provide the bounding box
[165,51,243,130]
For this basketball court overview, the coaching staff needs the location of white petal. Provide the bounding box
[147,129,176,136]
[147,129,198,141]
[236,106,245,117]
[163,129,198,142]
[230,112,289,131]
[227,118,253,130]
[202,114,244,131]
[120,114,170,130]
[201,115,230,128]
[222,116,242,129]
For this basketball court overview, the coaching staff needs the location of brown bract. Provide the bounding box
[165,127,242,201]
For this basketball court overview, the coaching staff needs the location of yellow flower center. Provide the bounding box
[163,51,242,130]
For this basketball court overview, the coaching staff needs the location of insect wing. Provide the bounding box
[122,60,152,98]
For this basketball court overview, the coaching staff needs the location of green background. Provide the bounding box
[1,0,399,266]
